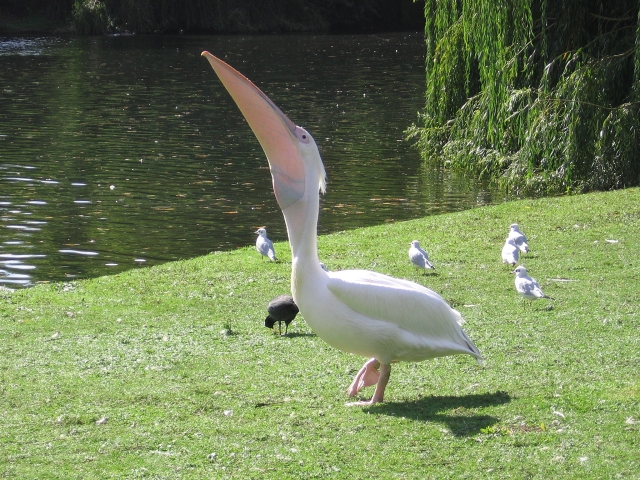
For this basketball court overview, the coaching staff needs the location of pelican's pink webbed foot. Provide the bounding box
[346,358,380,397]
[346,362,391,406]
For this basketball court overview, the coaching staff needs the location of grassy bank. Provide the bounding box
[1,188,639,478]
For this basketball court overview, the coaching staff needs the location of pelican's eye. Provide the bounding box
[295,126,311,144]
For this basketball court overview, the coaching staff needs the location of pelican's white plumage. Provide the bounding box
[513,266,553,304]
[304,269,478,363]
[203,52,481,405]
[508,223,530,253]
[409,240,434,271]
[501,237,519,266]
[255,228,277,261]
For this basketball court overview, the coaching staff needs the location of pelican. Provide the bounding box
[512,266,553,305]
[508,224,530,254]
[501,237,519,266]
[409,240,435,272]
[265,294,299,335]
[255,228,277,261]
[202,52,482,405]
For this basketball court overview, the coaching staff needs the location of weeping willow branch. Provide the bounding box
[537,96,640,111]
[411,0,640,196]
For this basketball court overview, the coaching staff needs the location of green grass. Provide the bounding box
[1,188,639,479]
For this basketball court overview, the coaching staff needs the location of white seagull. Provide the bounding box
[409,240,434,272]
[501,237,519,266]
[512,266,553,305]
[255,228,277,262]
[508,224,530,253]
[203,52,482,405]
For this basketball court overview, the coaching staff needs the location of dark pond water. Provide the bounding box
[0,33,499,287]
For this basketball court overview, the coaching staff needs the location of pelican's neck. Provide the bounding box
[282,193,320,267]
[282,180,327,304]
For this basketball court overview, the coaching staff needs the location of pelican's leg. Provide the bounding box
[346,358,380,397]
[346,363,391,406]
[368,363,391,404]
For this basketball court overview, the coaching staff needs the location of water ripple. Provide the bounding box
[0,37,61,56]
[5,225,41,231]
[58,249,100,256]
[1,261,37,270]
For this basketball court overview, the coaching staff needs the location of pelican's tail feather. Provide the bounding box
[462,330,483,364]
[451,308,483,363]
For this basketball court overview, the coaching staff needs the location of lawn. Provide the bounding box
[1,188,638,479]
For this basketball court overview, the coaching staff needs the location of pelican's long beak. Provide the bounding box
[202,51,305,209]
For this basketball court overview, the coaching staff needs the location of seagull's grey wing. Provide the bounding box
[517,277,545,298]
[256,237,268,255]
[409,248,424,267]
[510,232,530,253]
[410,247,433,269]
[530,281,547,298]
[421,250,434,269]
[256,237,276,260]
[266,239,276,260]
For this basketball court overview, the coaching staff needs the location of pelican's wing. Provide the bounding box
[326,269,480,357]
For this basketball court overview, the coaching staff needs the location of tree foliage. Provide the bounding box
[67,0,423,35]
[409,0,640,195]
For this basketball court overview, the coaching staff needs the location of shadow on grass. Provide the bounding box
[282,332,317,338]
[365,390,511,436]
[413,271,439,277]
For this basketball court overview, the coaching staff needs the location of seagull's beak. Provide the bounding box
[202,52,305,209]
